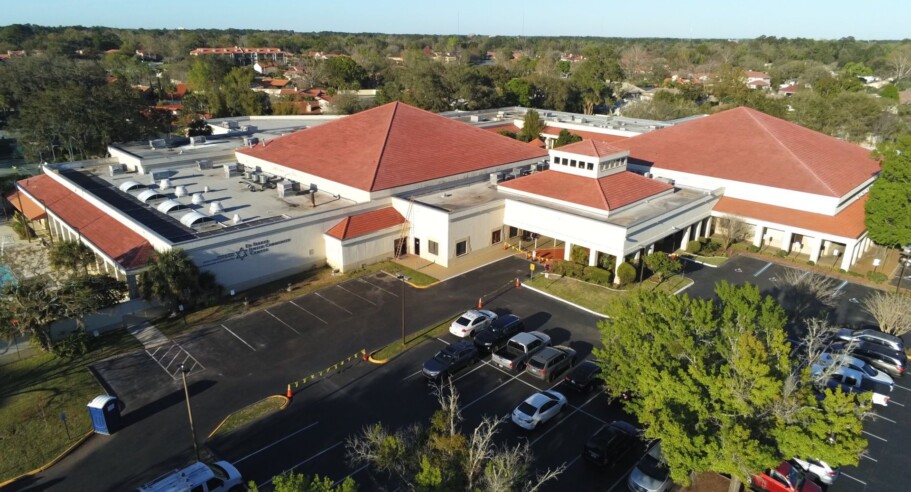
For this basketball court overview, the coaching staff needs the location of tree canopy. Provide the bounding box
[865,135,911,248]
[594,282,868,487]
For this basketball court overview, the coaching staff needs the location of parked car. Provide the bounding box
[790,457,839,486]
[833,341,907,378]
[749,461,821,492]
[422,341,479,381]
[564,360,603,393]
[449,309,498,337]
[819,352,893,385]
[510,390,567,430]
[835,327,904,352]
[583,420,640,468]
[491,331,551,372]
[628,442,671,492]
[473,314,525,352]
[526,345,577,381]
[812,364,891,406]
[138,461,243,492]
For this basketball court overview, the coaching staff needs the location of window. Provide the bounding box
[570,159,577,167]
[587,162,594,170]
[456,240,468,256]
[428,240,439,255]
[509,226,519,238]
[491,229,502,244]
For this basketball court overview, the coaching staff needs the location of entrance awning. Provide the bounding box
[6,191,47,220]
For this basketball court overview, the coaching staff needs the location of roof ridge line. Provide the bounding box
[743,108,837,195]
[369,102,399,192]
[597,173,613,210]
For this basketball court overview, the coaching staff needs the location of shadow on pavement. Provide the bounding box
[122,380,217,427]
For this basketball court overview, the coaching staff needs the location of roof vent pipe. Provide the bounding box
[208,201,224,214]
[232,214,242,225]
[159,178,171,190]
[174,185,188,197]
[191,193,205,205]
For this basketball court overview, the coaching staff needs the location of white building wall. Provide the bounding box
[325,227,401,273]
[504,200,628,258]
[626,164,840,215]
[393,198,452,265]
[449,203,506,260]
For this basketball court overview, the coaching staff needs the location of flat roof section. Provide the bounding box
[412,180,503,213]
[59,162,358,244]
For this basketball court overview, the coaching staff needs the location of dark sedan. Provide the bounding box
[422,341,479,381]
[473,314,525,352]
[564,360,603,393]
[583,420,641,468]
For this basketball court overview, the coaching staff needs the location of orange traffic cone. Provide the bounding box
[362,349,368,361]
[477,297,483,309]
[515,277,521,288]
[286,384,293,399]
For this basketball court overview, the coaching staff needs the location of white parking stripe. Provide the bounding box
[436,337,450,345]
[462,372,524,411]
[221,324,256,351]
[834,280,848,293]
[872,414,897,423]
[358,277,398,297]
[266,309,301,335]
[890,400,905,407]
[235,421,319,464]
[316,292,353,314]
[754,262,772,277]
[337,284,377,306]
[862,430,887,442]
[571,406,608,425]
[861,453,878,462]
[402,370,423,381]
[893,384,911,391]
[840,472,867,485]
[452,361,489,383]
[289,300,328,324]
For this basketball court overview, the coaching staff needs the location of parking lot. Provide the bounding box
[23,255,911,491]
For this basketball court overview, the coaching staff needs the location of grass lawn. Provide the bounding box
[373,316,457,361]
[0,331,141,482]
[526,274,694,315]
[680,252,729,267]
[208,395,287,439]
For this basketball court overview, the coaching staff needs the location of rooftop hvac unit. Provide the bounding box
[118,180,145,192]
[244,170,255,180]
[203,185,210,193]
[277,180,295,197]
[208,201,224,214]
[223,164,238,178]
[243,136,259,146]
[309,183,318,193]
[489,172,504,186]
[159,178,171,190]
[174,185,188,197]
[258,173,269,184]
[240,125,258,132]
[232,213,242,225]
[191,193,205,205]
[190,135,206,145]
[226,120,239,129]
[150,169,172,182]
[196,159,213,170]
[149,139,166,149]
[108,164,125,176]
[470,115,480,123]
[644,172,654,179]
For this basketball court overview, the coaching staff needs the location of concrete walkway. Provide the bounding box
[126,322,169,349]
[393,245,519,282]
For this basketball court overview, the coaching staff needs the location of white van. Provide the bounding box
[137,461,243,492]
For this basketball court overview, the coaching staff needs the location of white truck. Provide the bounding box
[491,331,551,372]
[137,461,243,492]
[813,364,892,406]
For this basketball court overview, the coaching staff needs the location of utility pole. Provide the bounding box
[179,364,200,462]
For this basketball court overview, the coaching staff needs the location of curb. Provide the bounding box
[367,350,389,364]
[207,395,289,440]
[521,284,610,319]
[672,278,695,295]
[0,430,94,488]
[681,256,722,268]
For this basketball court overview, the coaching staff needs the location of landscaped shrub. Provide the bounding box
[699,238,723,255]
[584,266,614,286]
[570,245,589,265]
[747,245,761,253]
[866,271,888,284]
[686,240,702,254]
[552,260,583,278]
[807,260,815,266]
[775,250,788,258]
[616,262,637,286]
[848,271,863,277]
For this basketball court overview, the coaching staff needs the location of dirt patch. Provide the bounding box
[681,472,734,492]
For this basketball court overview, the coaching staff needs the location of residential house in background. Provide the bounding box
[745,70,772,90]
[189,47,287,66]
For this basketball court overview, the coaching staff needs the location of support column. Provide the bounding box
[647,243,655,255]
[809,237,823,263]
[564,241,573,261]
[752,224,764,247]
[841,240,857,271]
[705,217,714,237]
[781,231,793,253]
[588,249,598,267]
[634,249,642,262]
[679,225,691,250]
[693,220,703,240]
[614,254,625,285]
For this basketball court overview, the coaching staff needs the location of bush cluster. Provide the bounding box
[686,240,702,254]
[866,271,888,284]
[550,260,615,286]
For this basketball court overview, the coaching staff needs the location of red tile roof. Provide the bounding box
[17,175,154,270]
[326,207,406,240]
[499,170,672,212]
[237,102,548,192]
[748,79,770,87]
[778,84,798,94]
[6,190,46,220]
[714,195,868,239]
[556,139,627,157]
[616,107,880,197]
[745,70,770,79]
[483,123,522,134]
[541,126,629,144]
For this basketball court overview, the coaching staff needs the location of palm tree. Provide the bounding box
[48,240,96,276]
[138,249,214,312]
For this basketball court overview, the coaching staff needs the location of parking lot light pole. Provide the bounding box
[179,364,200,463]
[397,274,406,345]
[897,245,911,293]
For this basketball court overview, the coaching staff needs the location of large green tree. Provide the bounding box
[48,240,96,277]
[865,135,911,248]
[323,56,368,90]
[138,249,220,312]
[594,282,868,489]
[518,109,545,143]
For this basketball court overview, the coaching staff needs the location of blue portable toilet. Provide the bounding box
[87,395,123,435]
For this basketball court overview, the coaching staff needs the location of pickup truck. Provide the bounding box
[813,364,891,406]
[491,331,551,372]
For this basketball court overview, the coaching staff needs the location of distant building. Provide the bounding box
[745,70,772,90]
[189,47,287,66]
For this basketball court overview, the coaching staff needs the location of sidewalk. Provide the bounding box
[393,244,518,282]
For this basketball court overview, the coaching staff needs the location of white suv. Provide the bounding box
[449,309,497,337]
[791,457,839,485]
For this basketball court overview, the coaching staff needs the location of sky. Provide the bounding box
[4,0,910,40]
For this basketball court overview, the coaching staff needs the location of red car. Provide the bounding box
[750,461,822,492]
